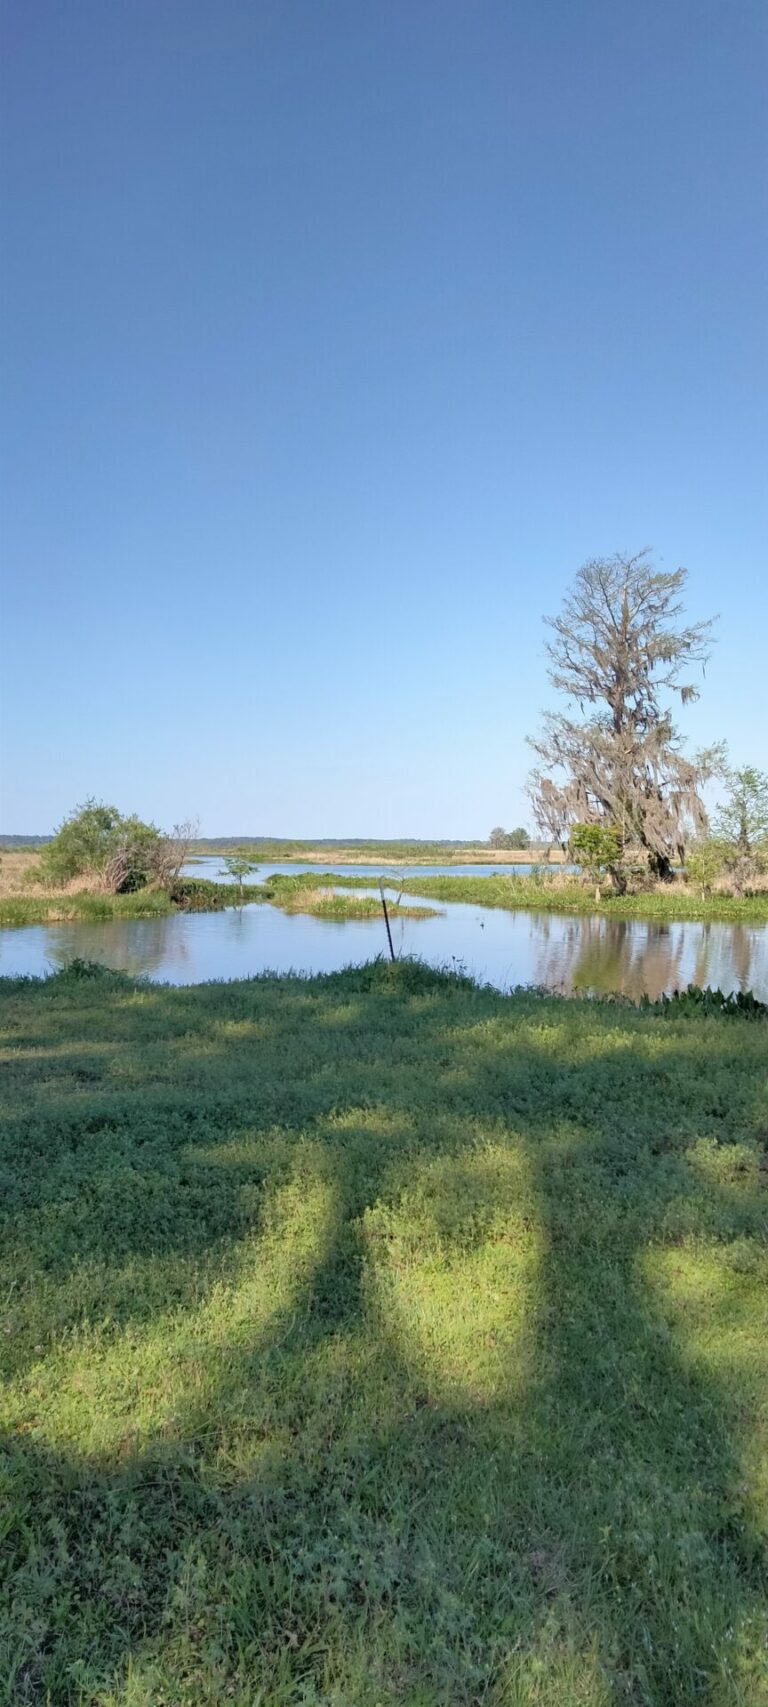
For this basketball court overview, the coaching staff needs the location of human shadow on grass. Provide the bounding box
[2,972,767,1703]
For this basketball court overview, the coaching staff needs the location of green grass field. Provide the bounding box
[1,962,767,1705]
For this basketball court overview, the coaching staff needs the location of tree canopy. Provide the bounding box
[686,765,768,896]
[489,826,530,850]
[222,850,258,901]
[527,552,717,882]
[714,765,768,854]
[39,801,195,894]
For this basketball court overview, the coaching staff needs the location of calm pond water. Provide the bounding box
[1,861,766,1000]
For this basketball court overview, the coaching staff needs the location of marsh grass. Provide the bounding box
[4,863,767,930]
[0,879,262,927]
[189,839,562,866]
[0,850,43,893]
[0,874,435,928]
[0,889,175,926]
[1,961,767,1705]
[395,871,768,924]
[261,869,768,923]
[267,880,437,921]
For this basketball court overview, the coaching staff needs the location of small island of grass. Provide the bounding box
[268,880,438,921]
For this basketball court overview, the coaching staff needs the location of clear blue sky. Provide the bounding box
[1,0,766,837]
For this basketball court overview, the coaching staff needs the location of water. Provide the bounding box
[1,862,766,1000]
[181,858,568,882]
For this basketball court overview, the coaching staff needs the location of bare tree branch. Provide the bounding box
[152,818,200,888]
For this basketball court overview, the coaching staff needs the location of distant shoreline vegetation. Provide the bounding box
[1,835,558,866]
[181,838,556,867]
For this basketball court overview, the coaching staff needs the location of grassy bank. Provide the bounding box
[394,871,768,924]
[264,868,768,924]
[0,889,177,927]
[0,880,248,928]
[3,865,768,929]
[0,875,436,929]
[1,961,767,1705]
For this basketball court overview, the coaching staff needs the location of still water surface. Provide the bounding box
[1,860,766,1001]
[182,860,564,881]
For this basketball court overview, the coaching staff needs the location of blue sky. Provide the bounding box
[1,0,766,837]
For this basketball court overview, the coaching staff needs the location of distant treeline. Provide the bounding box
[191,837,482,852]
[0,835,52,848]
[2,836,490,849]
[2,834,547,857]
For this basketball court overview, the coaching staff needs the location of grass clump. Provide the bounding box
[267,877,437,920]
[168,877,267,912]
[1,961,767,1704]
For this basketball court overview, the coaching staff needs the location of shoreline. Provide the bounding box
[1,868,768,928]
[187,846,566,867]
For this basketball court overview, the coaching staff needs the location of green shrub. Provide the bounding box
[640,982,768,1019]
[569,823,623,893]
[685,839,730,896]
[489,826,531,849]
[39,800,163,894]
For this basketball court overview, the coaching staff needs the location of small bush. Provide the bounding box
[39,800,163,893]
[48,958,137,988]
[640,982,768,1019]
[569,823,624,893]
[169,879,239,912]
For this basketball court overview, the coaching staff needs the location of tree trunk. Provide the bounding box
[608,863,628,896]
[648,851,674,882]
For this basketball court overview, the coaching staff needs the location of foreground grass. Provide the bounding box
[1,962,767,1705]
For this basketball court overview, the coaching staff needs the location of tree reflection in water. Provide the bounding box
[5,900,767,1002]
[530,915,692,1001]
[44,918,188,981]
[528,914,767,1001]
